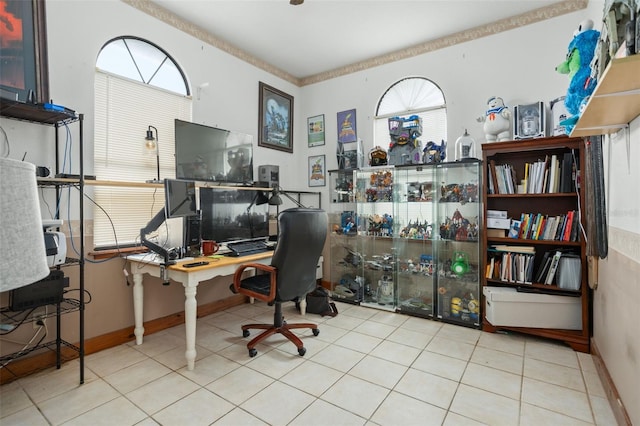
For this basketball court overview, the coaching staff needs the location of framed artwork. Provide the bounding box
[337,108,357,144]
[307,114,325,147]
[0,0,50,104]
[258,81,293,153]
[308,155,326,187]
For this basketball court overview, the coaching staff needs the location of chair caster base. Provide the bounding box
[243,329,250,338]
[249,348,258,357]
[312,328,320,336]
[298,347,306,356]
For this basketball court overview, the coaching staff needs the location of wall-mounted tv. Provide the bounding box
[175,119,253,183]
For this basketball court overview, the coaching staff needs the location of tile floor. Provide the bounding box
[0,301,618,425]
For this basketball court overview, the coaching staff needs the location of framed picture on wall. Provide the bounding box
[307,114,325,147]
[308,154,326,187]
[337,108,357,144]
[258,82,293,153]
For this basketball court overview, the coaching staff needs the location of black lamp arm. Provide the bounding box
[279,188,307,208]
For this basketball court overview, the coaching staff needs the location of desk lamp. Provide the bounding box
[144,125,161,184]
[0,158,50,292]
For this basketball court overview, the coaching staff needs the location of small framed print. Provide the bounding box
[308,155,326,187]
[337,108,357,144]
[307,114,325,147]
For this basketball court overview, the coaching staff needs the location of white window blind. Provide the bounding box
[93,71,191,248]
[374,77,447,151]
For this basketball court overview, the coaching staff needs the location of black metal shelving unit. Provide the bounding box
[1,99,85,383]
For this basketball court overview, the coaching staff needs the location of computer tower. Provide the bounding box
[184,215,202,257]
[258,165,279,188]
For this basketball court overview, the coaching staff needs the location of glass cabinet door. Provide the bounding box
[354,166,396,311]
[434,160,482,328]
[328,169,361,304]
[394,165,437,318]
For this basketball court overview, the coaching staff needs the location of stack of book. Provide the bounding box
[510,210,579,242]
[487,152,576,195]
[486,245,535,284]
[533,250,565,285]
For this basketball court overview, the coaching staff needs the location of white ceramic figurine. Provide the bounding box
[477,96,511,142]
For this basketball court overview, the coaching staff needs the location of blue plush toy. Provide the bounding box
[556,19,600,131]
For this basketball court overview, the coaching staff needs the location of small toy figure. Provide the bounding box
[423,140,447,163]
[477,96,511,142]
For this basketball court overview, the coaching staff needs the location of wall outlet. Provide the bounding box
[32,307,47,329]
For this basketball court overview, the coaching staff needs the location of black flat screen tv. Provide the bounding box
[200,188,269,243]
[175,119,253,183]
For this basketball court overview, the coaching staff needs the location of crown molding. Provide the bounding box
[122,0,588,87]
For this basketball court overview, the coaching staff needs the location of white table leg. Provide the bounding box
[299,298,306,315]
[132,272,145,345]
[183,282,198,370]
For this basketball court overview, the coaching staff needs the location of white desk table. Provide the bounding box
[127,252,272,370]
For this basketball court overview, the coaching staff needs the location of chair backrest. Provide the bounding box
[271,208,328,302]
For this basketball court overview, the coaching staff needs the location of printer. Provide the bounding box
[42,219,67,266]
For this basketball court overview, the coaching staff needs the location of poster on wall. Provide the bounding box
[308,155,326,187]
[337,109,357,144]
[307,114,325,147]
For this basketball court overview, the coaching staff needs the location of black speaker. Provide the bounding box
[184,215,201,257]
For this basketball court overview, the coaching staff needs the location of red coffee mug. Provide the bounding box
[201,240,219,256]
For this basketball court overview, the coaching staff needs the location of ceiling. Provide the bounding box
[133,0,587,86]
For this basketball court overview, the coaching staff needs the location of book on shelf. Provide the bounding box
[534,251,552,283]
[570,211,580,242]
[490,244,536,254]
[562,210,574,241]
[508,220,521,238]
[559,152,574,193]
[544,250,564,285]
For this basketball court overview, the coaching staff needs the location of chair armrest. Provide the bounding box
[232,263,277,302]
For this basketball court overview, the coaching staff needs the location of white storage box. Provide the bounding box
[487,217,511,229]
[483,286,581,330]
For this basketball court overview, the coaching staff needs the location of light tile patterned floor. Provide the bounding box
[0,301,618,425]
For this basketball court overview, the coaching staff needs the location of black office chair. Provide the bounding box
[231,208,328,357]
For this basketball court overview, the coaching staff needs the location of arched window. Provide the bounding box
[96,36,189,96]
[374,77,447,160]
[93,37,192,249]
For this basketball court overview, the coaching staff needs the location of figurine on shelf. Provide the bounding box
[477,96,511,142]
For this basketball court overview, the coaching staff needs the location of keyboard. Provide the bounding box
[226,239,269,257]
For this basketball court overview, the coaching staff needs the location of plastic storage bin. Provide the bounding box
[557,255,581,290]
[483,286,581,330]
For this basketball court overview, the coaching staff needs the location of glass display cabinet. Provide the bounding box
[353,166,396,311]
[393,165,437,318]
[433,160,482,328]
[327,169,360,304]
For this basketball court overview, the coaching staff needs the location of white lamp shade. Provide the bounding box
[0,158,50,292]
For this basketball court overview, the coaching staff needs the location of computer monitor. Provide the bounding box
[200,188,269,243]
[164,178,198,218]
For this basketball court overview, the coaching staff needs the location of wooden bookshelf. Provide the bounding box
[481,136,590,353]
